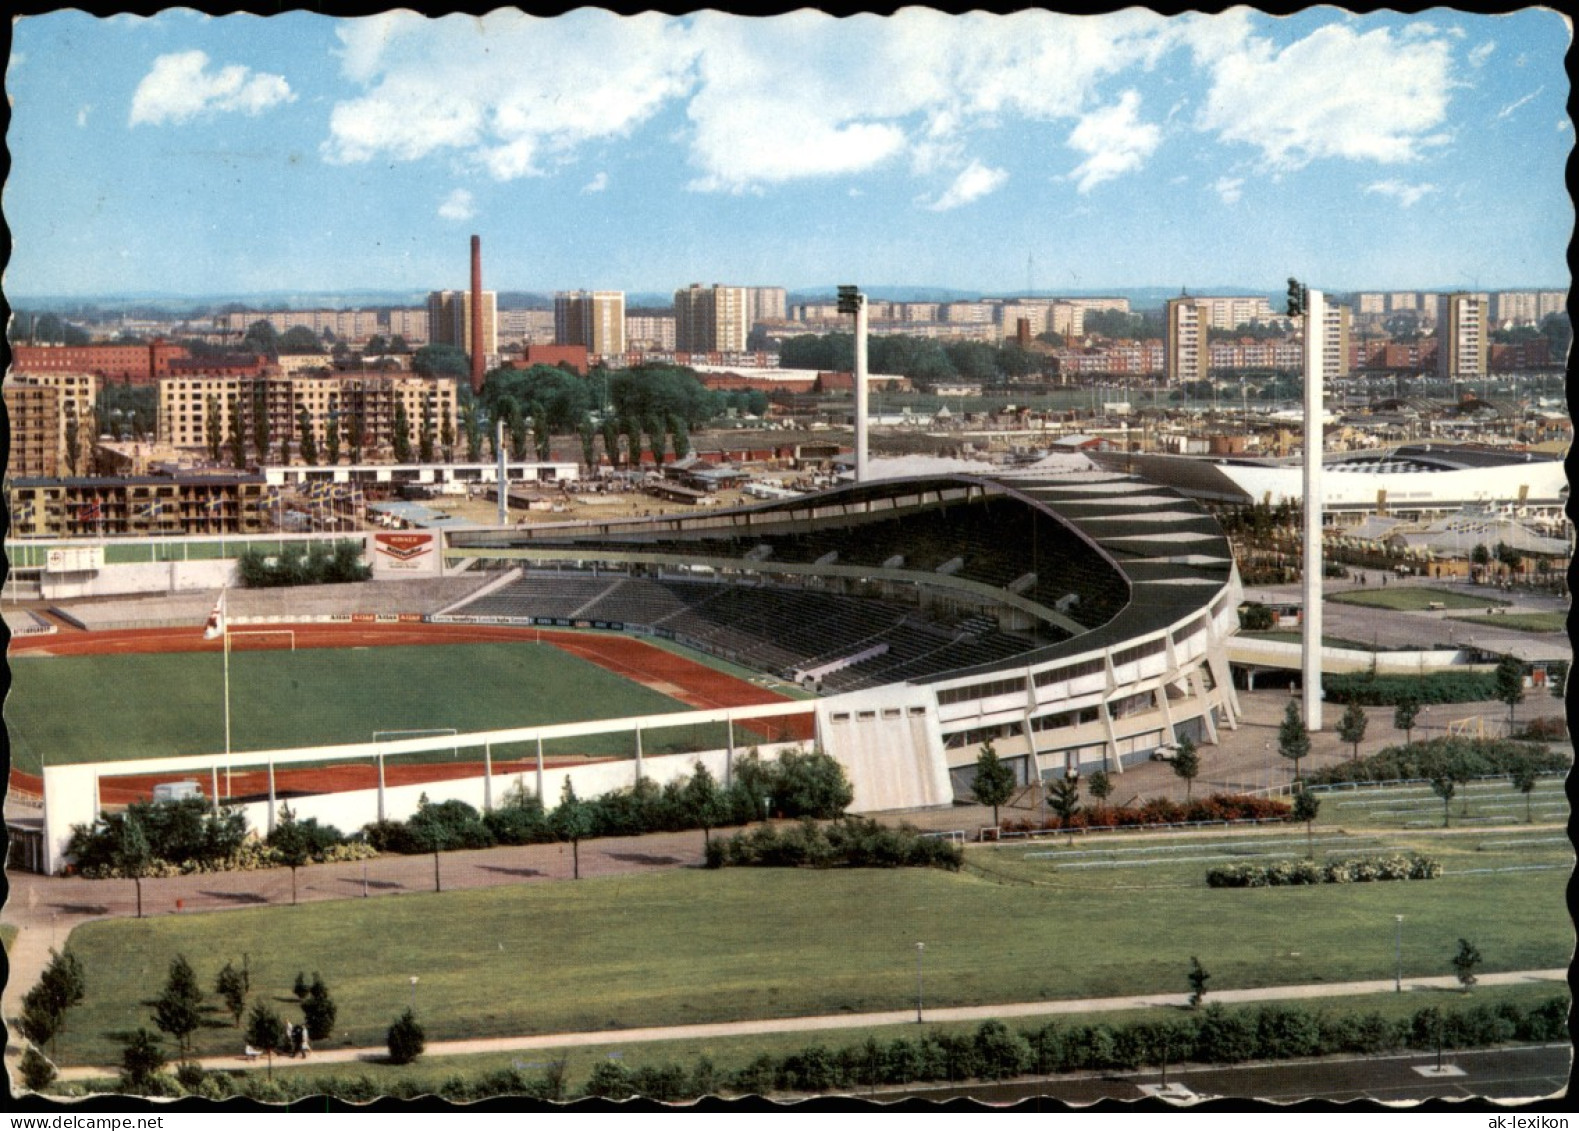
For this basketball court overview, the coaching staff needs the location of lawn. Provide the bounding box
[48,821,1572,1068]
[1329,588,1509,612]
[1447,612,1567,634]
[4,642,702,774]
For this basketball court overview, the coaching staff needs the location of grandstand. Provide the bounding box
[445,469,1243,793]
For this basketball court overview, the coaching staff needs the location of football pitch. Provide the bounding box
[5,641,710,774]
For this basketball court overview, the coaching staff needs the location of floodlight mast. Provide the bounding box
[1291,278,1325,732]
[840,285,868,482]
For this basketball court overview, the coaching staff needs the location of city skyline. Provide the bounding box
[4,9,1572,299]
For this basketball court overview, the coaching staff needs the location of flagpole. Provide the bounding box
[223,592,232,799]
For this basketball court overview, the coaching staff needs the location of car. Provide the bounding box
[1150,743,1178,762]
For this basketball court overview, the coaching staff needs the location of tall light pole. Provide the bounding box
[839,285,868,481]
[1394,915,1404,992]
[1290,277,1326,732]
[915,942,925,1023]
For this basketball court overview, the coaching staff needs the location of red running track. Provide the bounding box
[10,621,813,803]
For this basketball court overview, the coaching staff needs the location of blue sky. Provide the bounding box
[4,8,1572,300]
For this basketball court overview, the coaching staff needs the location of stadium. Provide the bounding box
[15,465,1243,874]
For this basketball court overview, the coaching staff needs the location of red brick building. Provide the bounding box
[10,340,190,384]
[509,344,590,374]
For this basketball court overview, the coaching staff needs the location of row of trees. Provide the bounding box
[778,333,1046,386]
[365,750,855,882]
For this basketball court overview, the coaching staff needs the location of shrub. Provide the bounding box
[583,1059,636,1099]
[386,1009,425,1066]
[1207,854,1439,888]
[710,817,962,870]
[1304,736,1569,787]
[19,1046,56,1092]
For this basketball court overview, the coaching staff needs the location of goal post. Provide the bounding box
[228,629,297,652]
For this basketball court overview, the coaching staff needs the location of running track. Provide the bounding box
[9,622,812,802]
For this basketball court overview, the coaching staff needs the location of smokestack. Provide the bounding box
[470,234,485,394]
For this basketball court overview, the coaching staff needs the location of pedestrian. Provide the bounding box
[290,1022,304,1058]
[300,1028,311,1059]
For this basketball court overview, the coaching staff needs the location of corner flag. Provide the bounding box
[203,590,228,640]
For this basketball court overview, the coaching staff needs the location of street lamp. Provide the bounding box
[915,942,925,1024]
[1394,916,1404,993]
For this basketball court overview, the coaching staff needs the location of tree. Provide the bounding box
[205,396,224,463]
[153,954,204,1059]
[120,1028,167,1092]
[244,1001,287,1078]
[20,948,86,1057]
[278,420,292,467]
[462,402,483,462]
[419,400,436,462]
[116,811,154,919]
[552,779,595,879]
[682,762,729,846]
[1424,750,1463,827]
[1336,701,1369,761]
[297,406,318,466]
[1278,700,1310,781]
[270,804,314,905]
[302,973,338,1042]
[440,403,456,463]
[1451,938,1482,992]
[393,401,413,463]
[1086,769,1113,811]
[279,326,323,354]
[215,960,249,1027]
[1393,696,1421,745]
[1493,654,1526,731]
[1187,957,1210,1009]
[970,740,1017,828]
[1509,755,1541,823]
[1171,736,1200,799]
[325,407,342,466]
[227,396,247,469]
[294,970,311,1000]
[1292,789,1320,859]
[243,320,280,356]
[386,1008,426,1065]
[1238,602,1275,632]
[1047,773,1081,835]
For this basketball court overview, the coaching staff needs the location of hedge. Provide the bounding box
[1323,671,1497,706]
[77,996,1570,1101]
[1003,793,1292,834]
[1206,853,1440,888]
[1303,737,1569,787]
[703,817,964,871]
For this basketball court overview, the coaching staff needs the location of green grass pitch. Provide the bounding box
[4,642,704,774]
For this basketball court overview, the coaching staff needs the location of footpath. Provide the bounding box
[51,968,1570,1083]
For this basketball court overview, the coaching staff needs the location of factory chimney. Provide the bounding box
[470,234,485,394]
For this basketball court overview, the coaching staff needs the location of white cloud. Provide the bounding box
[1213,176,1243,204]
[1469,40,1496,67]
[1065,90,1161,193]
[1364,179,1436,207]
[77,105,91,128]
[583,172,608,193]
[322,9,1186,194]
[129,50,295,126]
[1498,88,1541,119]
[437,188,474,221]
[1194,23,1453,169]
[325,11,698,178]
[924,161,1009,211]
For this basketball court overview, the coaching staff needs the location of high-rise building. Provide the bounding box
[1436,293,1489,380]
[426,290,497,365]
[555,290,627,358]
[1164,298,1208,385]
[1319,303,1352,380]
[674,284,749,353]
[743,286,788,327]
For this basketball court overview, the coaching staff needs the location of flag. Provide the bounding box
[15,498,34,523]
[78,497,102,522]
[137,498,162,519]
[206,495,225,512]
[203,590,227,640]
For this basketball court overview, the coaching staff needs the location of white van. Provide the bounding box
[152,781,203,803]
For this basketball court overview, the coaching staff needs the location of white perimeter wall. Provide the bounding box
[40,559,240,600]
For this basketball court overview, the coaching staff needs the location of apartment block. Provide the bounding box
[7,475,270,539]
[426,290,499,364]
[1436,292,1490,379]
[555,290,627,358]
[625,315,677,351]
[9,341,188,385]
[1164,298,1208,385]
[674,284,749,353]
